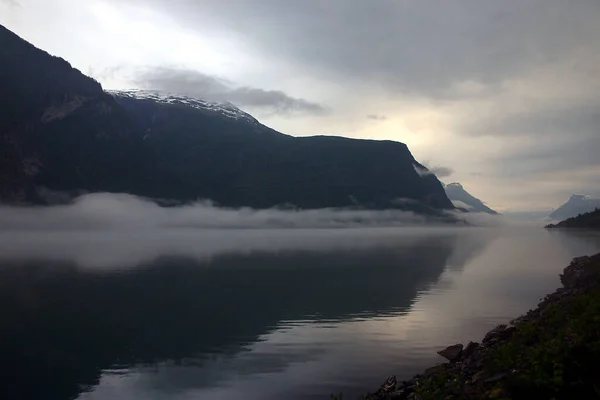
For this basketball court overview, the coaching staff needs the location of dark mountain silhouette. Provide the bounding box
[444,182,498,214]
[548,194,600,220]
[546,208,600,229]
[0,24,150,203]
[0,24,453,212]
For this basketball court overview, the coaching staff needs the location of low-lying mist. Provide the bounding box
[0,192,503,230]
[0,193,506,269]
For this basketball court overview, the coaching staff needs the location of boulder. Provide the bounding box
[437,343,463,362]
[483,324,515,344]
[461,341,480,359]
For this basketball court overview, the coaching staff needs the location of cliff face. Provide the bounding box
[0,24,453,212]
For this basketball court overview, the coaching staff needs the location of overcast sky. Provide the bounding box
[2,0,599,211]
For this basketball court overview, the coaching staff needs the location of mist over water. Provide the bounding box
[0,192,502,231]
[0,194,598,400]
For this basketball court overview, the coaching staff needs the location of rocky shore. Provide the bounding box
[360,252,600,400]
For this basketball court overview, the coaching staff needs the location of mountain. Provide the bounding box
[109,89,260,124]
[0,24,149,203]
[444,182,498,214]
[546,208,600,229]
[0,24,453,212]
[549,195,600,220]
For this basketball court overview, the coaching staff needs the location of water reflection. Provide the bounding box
[0,228,493,400]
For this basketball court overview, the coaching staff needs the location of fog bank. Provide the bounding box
[0,192,477,230]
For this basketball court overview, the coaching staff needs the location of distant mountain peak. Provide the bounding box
[569,194,589,201]
[549,194,600,220]
[444,182,497,214]
[108,89,259,125]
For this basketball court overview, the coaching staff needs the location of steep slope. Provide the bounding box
[0,24,152,203]
[546,208,600,229]
[444,182,498,214]
[549,195,600,220]
[0,24,453,212]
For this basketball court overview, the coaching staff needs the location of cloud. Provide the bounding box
[451,200,473,210]
[133,67,327,116]
[0,0,20,7]
[0,192,502,268]
[428,166,454,178]
[0,192,438,231]
[460,103,600,189]
[88,65,125,83]
[367,114,387,121]
[109,0,600,98]
[415,164,454,178]
[0,191,506,232]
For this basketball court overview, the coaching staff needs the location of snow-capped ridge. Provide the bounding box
[108,89,259,124]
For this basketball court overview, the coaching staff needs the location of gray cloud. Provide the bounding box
[464,104,600,138]
[0,192,438,232]
[111,0,600,98]
[88,65,125,83]
[134,67,327,116]
[367,114,387,121]
[414,164,454,179]
[467,104,600,178]
[490,136,599,177]
[429,166,454,178]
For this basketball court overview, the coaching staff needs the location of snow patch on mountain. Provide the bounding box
[108,89,259,124]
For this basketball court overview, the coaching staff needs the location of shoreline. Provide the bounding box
[360,252,600,400]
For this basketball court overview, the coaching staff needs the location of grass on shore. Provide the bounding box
[417,261,600,400]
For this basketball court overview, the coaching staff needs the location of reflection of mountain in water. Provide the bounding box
[0,231,491,400]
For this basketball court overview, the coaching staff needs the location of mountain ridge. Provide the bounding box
[108,89,260,125]
[549,194,600,220]
[546,208,600,229]
[0,24,454,213]
[444,182,498,214]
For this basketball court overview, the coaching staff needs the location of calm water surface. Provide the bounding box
[1,227,599,399]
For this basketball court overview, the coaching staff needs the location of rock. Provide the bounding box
[483,325,506,342]
[422,364,446,378]
[482,324,515,344]
[385,389,412,399]
[484,372,509,383]
[437,343,463,362]
[380,376,397,392]
[461,341,479,359]
[471,370,486,384]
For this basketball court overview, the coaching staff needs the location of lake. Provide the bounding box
[1,226,599,400]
